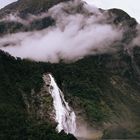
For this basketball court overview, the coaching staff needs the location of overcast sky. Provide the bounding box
[0,0,139,22]
[85,0,140,22]
[0,0,17,8]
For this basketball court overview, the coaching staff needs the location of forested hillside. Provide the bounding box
[0,0,140,139]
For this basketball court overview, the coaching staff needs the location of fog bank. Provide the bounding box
[0,0,124,63]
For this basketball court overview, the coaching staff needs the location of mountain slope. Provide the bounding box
[0,49,139,139]
[0,0,70,17]
[0,50,77,140]
[0,0,140,139]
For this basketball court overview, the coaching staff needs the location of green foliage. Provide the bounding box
[0,21,25,35]
[0,17,55,35]
[0,51,78,139]
[0,50,140,139]
[27,121,76,140]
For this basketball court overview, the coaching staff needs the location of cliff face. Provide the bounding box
[0,0,140,139]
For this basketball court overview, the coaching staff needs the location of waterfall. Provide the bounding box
[43,74,76,135]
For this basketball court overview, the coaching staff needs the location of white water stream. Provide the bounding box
[43,74,76,135]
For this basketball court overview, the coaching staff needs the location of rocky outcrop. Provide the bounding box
[22,74,55,124]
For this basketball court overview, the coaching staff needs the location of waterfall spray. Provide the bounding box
[43,74,76,135]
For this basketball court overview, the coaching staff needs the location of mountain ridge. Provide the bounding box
[0,0,140,139]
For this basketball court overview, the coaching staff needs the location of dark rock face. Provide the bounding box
[0,16,55,36]
[0,0,68,35]
[0,0,70,17]
[108,8,137,26]
[60,131,77,140]
[0,21,25,35]
[133,46,140,67]
[106,8,138,46]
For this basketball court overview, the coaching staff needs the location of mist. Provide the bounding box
[131,25,140,47]
[0,0,124,63]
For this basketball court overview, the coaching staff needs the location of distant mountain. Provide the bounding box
[0,0,137,36]
[0,0,70,16]
[0,0,140,140]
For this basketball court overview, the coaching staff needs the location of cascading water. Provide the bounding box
[43,74,76,135]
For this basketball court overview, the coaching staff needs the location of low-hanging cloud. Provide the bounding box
[0,0,124,63]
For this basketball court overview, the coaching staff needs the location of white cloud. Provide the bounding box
[84,0,140,23]
[0,0,123,63]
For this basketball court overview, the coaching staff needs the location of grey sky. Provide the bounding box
[0,0,17,9]
[85,0,140,23]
